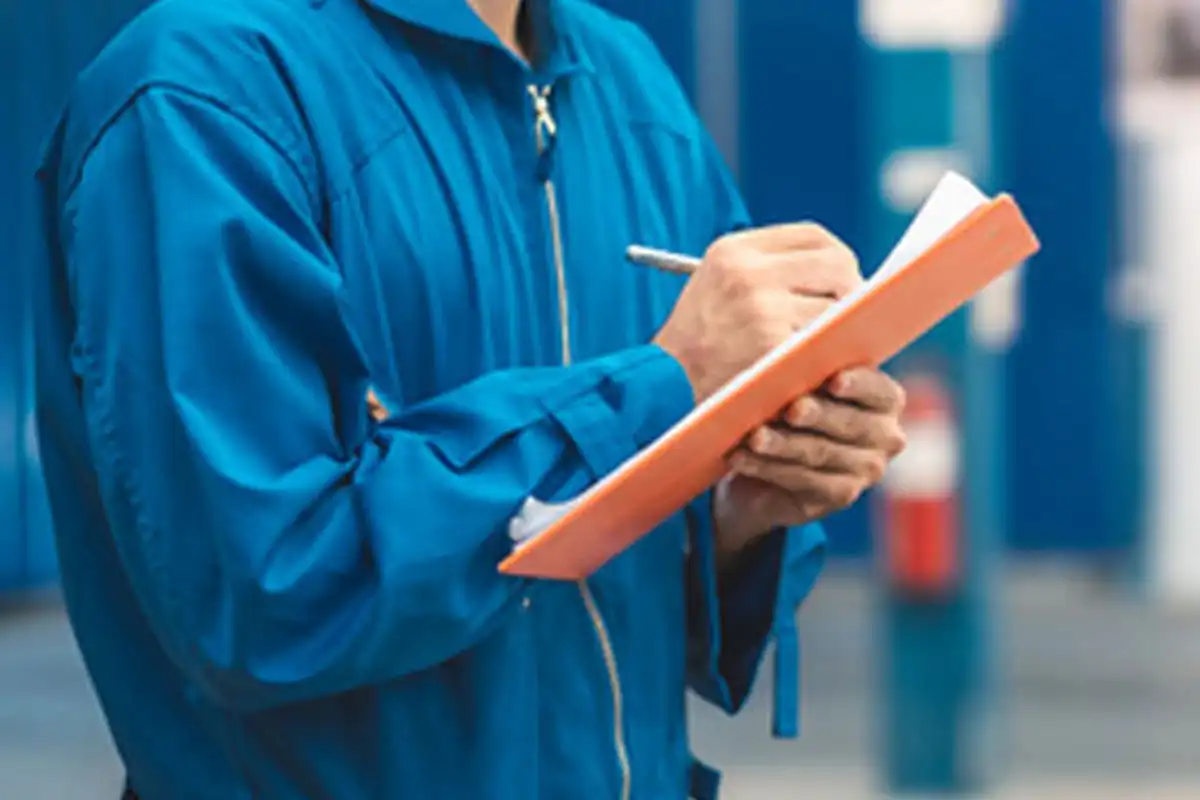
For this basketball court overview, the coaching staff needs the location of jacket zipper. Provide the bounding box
[528,83,633,800]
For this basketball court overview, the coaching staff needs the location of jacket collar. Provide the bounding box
[359,0,594,76]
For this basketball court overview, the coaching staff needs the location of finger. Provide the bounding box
[761,245,862,299]
[782,396,904,451]
[743,427,888,480]
[826,368,906,413]
[726,221,839,254]
[729,451,867,506]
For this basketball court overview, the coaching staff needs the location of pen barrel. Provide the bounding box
[625,245,701,275]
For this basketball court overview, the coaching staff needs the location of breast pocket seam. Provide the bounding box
[625,115,693,145]
[327,121,412,206]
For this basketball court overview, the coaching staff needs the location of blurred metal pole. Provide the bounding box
[693,0,740,178]
[861,0,1010,794]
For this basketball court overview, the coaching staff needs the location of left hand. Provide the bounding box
[714,366,908,557]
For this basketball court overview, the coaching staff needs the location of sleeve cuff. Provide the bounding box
[549,343,695,479]
[609,343,696,449]
[686,502,827,739]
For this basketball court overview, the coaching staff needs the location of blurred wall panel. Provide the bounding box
[0,0,24,591]
[738,0,864,238]
[997,0,1123,553]
[1,0,155,592]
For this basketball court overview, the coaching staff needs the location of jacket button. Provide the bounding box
[521,596,532,610]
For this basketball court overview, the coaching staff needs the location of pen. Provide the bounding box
[624,244,702,275]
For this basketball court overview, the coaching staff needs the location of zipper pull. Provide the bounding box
[528,84,558,183]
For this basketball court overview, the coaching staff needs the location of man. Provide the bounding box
[32,0,906,797]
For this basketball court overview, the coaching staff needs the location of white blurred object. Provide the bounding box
[883,408,959,499]
[881,148,971,213]
[970,264,1023,351]
[1120,82,1200,140]
[693,0,740,177]
[860,0,1007,50]
[1121,85,1200,605]
[1109,262,1161,325]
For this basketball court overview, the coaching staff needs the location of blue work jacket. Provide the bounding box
[32,0,826,798]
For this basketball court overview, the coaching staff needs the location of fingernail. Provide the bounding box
[832,374,851,395]
[789,398,815,426]
[749,428,772,453]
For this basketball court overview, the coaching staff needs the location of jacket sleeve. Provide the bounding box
[685,498,827,734]
[682,124,829,739]
[53,87,697,712]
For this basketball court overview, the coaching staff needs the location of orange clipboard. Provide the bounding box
[499,178,1041,581]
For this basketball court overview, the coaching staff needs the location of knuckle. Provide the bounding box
[798,220,833,240]
[704,237,748,275]
[884,424,908,456]
[732,454,758,478]
[717,258,764,302]
[723,271,753,303]
[838,243,861,275]
[787,395,817,427]
[807,439,834,469]
[749,428,777,456]
[831,481,860,508]
[863,453,888,483]
[827,406,856,436]
[831,250,862,292]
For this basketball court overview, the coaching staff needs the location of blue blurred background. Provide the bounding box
[5,0,1200,797]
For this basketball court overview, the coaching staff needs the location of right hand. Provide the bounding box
[653,223,862,403]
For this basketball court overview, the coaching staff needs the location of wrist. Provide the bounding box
[652,331,708,403]
[712,477,769,568]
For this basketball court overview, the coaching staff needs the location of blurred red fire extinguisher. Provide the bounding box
[879,373,960,597]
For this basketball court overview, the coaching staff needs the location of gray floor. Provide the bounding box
[3,565,1200,798]
[694,564,1200,797]
[0,593,124,799]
